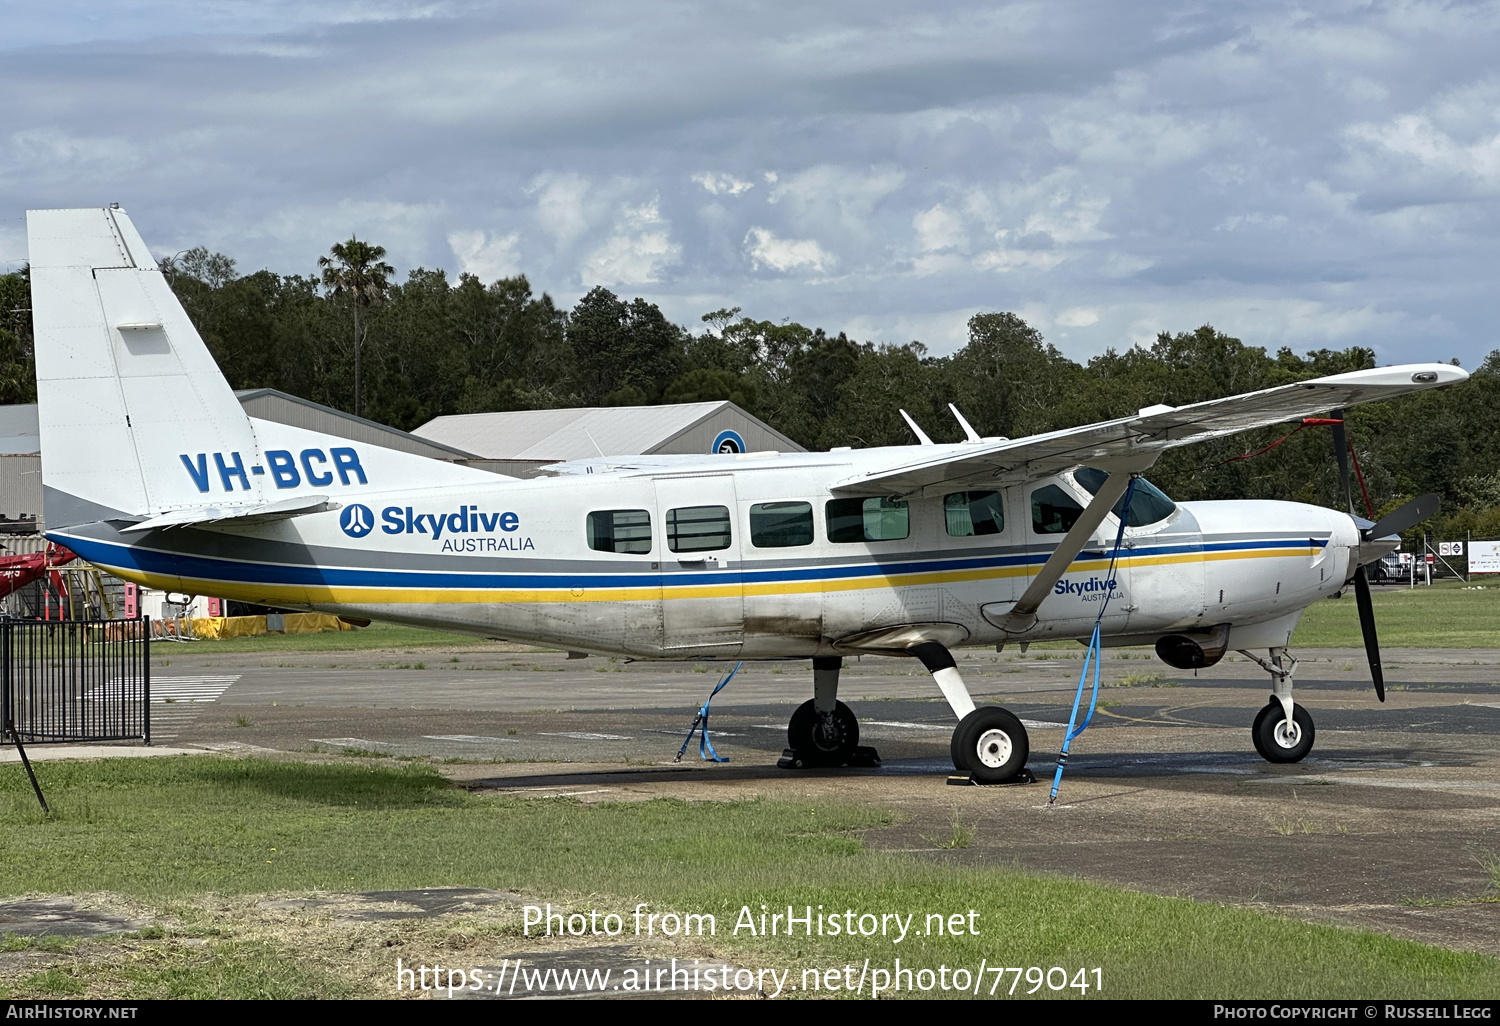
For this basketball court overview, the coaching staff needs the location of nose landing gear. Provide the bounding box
[1241,647,1316,763]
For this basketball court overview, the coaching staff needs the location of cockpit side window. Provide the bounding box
[1030,485,1083,535]
[1072,468,1177,527]
[945,491,1005,537]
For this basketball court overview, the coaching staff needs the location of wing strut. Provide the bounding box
[1001,466,1143,634]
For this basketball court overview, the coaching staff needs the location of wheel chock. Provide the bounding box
[777,746,882,770]
[946,767,1037,786]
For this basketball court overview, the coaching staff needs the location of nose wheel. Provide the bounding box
[1251,700,1315,763]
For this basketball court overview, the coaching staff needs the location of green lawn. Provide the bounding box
[1294,579,1500,648]
[0,757,1494,1000]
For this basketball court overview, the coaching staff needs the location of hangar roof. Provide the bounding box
[0,390,479,461]
[413,402,803,461]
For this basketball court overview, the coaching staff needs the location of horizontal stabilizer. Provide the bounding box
[119,495,338,533]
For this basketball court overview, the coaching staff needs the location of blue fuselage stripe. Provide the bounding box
[53,532,1324,592]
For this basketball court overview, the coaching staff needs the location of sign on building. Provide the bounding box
[1469,541,1500,574]
[1438,541,1465,557]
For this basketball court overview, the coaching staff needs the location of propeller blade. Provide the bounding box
[1329,410,1355,516]
[1365,493,1440,540]
[1351,565,1385,702]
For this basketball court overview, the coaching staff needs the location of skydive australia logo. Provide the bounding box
[1054,576,1118,600]
[343,505,537,552]
[340,503,375,538]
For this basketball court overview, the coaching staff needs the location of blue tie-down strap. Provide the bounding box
[675,662,742,763]
[1049,477,1137,804]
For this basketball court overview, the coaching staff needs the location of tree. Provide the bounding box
[318,237,394,417]
[0,269,35,404]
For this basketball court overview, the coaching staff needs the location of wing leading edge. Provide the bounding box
[831,364,1468,497]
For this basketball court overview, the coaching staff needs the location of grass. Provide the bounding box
[920,817,976,850]
[0,757,1495,1000]
[1294,579,1500,647]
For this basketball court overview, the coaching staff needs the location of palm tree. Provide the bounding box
[319,237,394,418]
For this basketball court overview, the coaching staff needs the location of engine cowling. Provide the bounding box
[1154,623,1231,670]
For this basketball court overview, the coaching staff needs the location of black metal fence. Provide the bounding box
[1,618,150,744]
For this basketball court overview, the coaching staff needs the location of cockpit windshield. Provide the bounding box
[1072,468,1177,527]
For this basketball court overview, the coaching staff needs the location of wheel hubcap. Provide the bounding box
[1273,719,1301,749]
[974,728,1012,769]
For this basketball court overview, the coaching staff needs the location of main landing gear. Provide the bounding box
[780,646,1033,782]
[909,643,1030,784]
[779,657,881,768]
[1240,647,1316,763]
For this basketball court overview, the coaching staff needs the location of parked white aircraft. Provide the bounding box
[26,207,1467,782]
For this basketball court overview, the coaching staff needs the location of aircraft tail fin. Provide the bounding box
[27,207,504,534]
[28,206,265,529]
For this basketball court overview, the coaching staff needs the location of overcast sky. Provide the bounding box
[4,1,1499,365]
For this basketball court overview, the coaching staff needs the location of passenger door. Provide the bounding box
[654,475,744,655]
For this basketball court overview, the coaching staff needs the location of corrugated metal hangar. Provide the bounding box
[413,400,804,477]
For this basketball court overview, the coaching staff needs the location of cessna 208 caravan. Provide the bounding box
[27,206,1467,783]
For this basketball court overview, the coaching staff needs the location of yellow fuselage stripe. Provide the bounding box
[99,546,1315,607]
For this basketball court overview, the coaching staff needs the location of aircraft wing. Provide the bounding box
[831,364,1468,496]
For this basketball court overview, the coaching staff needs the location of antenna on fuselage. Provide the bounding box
[948,403,982,443]
[899,409,934,446]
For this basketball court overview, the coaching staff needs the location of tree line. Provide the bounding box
[1,244,1496,546]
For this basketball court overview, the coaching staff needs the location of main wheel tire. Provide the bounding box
[951,706,1029,784]
[787,700,859,766]
[1253,702,1315,763]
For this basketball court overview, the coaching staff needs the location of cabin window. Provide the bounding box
[1031,485,1084,535]
[944,490,1005,537]
[667,505,732,552]
[825,496,909,543]
[1072,468,1178,527]
[750,501,814,548]
[586,509,652,554]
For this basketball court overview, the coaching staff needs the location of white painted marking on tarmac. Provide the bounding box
[1245,775,1500,795]
[1022,720,1071,729]
[423,735,520,744]
[149,675,241,703]
[311,737,394,748]
[537,732,632,741]
[864,720,949,731]
[642,728,744,737]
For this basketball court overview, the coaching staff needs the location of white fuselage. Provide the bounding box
[55,444,1360,660]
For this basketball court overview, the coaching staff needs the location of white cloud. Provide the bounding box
[768,165,906,232]
[692,172,754,196]
[913,204,967,253]
[972,247,1066,273]
[1055,307,1098,327]
[744,227,835,274]
[1345,113,1500,193]
[581,199,680,286]
[447,229,520,282]
[530,173,592,247]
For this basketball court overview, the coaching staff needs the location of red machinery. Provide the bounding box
[0,543,79,615]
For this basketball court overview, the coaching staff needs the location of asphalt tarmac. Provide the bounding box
[142,641,1500,956]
